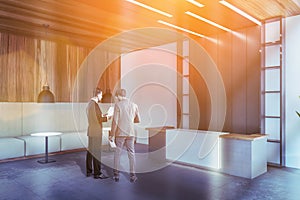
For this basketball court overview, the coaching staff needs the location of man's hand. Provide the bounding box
[109,136,114,141]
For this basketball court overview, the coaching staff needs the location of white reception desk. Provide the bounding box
[219,133,267,179]
[166,129,227,170]
[165,129,267,179]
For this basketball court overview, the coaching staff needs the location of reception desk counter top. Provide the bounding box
[219,133,266,141]
[145,126,174,131]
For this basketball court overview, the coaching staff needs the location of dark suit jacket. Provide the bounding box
[86,100,107,137]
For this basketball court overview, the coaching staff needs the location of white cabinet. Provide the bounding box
[220,134,267,179]
[166,129,227,170]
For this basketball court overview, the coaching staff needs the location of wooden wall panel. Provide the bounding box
[195,37,219,130]
[231,29,248,133]
[22,38,37,101]
[0,33,9,102]
[189,64,211,130]
[7,35,19,101]
[217,32,233,132]
[193,26,261,134]
[98,57,121,95]
[200,36,218,63]
[55,43,67,102]
[246,26,261,133]
[67,46,91,101]
[0,32,121,102]
[0,34,38,102]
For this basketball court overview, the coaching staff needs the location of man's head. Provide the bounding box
[94,88,103,102]
[115,89,126,101]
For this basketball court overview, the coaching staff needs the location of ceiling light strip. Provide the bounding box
[157,20,204,37]
[185,11,231,32]
[126,0,173,18]
[186,0,205,8]
[219,0,261,26]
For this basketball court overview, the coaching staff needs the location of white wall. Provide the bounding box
[121,43,177,144]
[285,15,300,168]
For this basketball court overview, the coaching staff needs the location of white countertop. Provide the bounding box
[30,132,62,137]
[103,127,111,131]
[219,133,267,141]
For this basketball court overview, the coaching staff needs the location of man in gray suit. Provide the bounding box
[109,89,140,182]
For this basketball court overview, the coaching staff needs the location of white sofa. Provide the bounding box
[0,103,24,160]
[0,102,112,160]
[0,138,25,160]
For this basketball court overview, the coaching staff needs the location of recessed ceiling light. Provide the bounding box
[126,0,173,18]
[186,0,205,8]
[219,0,261,26]
[185,11,232,32]
[157,20,204,37]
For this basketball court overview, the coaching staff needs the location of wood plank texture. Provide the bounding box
[1,0,299,48]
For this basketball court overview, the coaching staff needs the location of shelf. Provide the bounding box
[262,66,280,70]
[263,91,280,94]
[267,139,280,143]
[262,41,281,47]
[264,116,281,118]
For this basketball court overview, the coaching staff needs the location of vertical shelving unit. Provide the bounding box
[261,17,285,167]
[177,39,190,129]
[182,39,190,129]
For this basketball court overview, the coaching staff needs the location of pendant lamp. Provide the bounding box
[102,88,113,103]
[37,24,55,103]
[37,85,55,103]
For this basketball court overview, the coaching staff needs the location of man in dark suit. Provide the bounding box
[86,88,109,179]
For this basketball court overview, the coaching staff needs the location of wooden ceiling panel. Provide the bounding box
[229,0,300,19]
[0,0,300,49]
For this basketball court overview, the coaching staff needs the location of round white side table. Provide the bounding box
[31,132,62,164]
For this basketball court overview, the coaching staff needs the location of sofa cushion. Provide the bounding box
[0,103,23,137]
[60,131,88,151]
[22,103,59,135]
[0,138,25,160]
[60,129,110,151]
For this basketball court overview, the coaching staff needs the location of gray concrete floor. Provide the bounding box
[1,145,300,200]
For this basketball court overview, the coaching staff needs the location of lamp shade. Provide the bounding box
[37,85,55,103]
[102,88,113,103]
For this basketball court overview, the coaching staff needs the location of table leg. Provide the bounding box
[37,136,56,164]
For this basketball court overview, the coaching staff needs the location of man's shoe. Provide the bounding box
[94,174,108,179]
[86,172,92,177]
[130,175,138,183]
[99,174,109,179]
[113,175,119,182]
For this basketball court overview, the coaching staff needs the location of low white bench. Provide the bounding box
[0,103,24,160]
[0,138,25,160]
[0,102,112,160]
[60,131,87,151]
